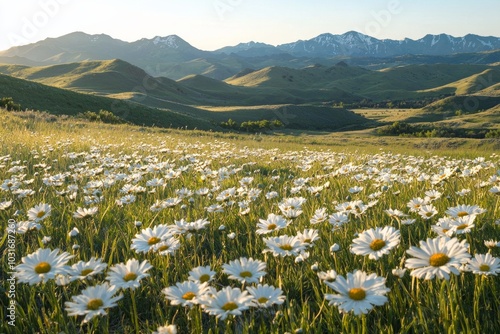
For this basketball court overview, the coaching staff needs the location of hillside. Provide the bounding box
[0,59,198,104]
[0,74,212,129]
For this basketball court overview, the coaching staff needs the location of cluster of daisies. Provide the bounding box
[2,140,500,331]
[14,246,285,323]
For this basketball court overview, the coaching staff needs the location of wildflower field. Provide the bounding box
[1,111,500,334]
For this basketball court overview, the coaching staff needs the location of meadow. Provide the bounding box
[1,109,500,334]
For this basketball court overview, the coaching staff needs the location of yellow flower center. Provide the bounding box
[34,262,52,274]
[157,245,169,252]
[240,271,253,278]
[303,238,312,243]
[456,224,468,230]
[369,239,386,251]
[348,288,366,301]
[279,244,293,251]
[182,292,196,300]
[148,237,161,245]
[199,274,210,283]
[80,268,94,276]
[87,298,104,311]
[425,212,433,217]
[457,211,468,217]
[257,297,269,303]
[346,206,352,211]
[221,302,238,311]
[429,253,450,267]
[123,272,138,282]
[267,223,277,230]
[479,264,490,272]
[37,210,46,218]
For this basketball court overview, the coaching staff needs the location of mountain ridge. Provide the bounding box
[0,31,499,80]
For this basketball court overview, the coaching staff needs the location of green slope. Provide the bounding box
[0,59,198,104]
[0,74,213,129]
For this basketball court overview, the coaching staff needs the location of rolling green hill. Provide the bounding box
[418,68,500,95]
[0,74,213,129]
[0,59,198,104]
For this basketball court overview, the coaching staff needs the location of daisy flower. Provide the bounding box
[14,248,74,285]
[27,203,51,222]
[131,224,171,253]
[188,266,216,284]
[392,268,407,278]
[153,236,181,256]
[350,226,400,260]
[246,284,286,308]
[310,208,328,224]
[162,281,210,307]
[65,282,122,323]
[448,216,475,235]
[324,270,390,315]
[199,286,253,320]
[384,208,408,219]
[445,204,486,218]
[466,253,500,276]
[328,212,349,229]
[296,229,320,246]
[153,323,177,334]
[484,240,499,249]
[222,257,266,284]
[0,200,13,210]
[407,197,426,212]
[317,270,338,283]
[405,237,471,280]
[418,204,438,220]
[106,259,153,290]
[348,186,363,194]
[69,257,108,282]
[73,207,98,219]
[256,213,289,235]
[262,235,306,257]
[424,189,442,202]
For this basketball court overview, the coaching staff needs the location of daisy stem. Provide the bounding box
[130,290,140,334]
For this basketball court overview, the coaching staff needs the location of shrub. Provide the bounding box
[0,97,22,111]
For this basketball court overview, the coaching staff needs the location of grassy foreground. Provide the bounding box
[1,110,500,333]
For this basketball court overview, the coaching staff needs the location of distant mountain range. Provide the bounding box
[0,31,499,80]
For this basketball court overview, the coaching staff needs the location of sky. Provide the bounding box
[1,0,499,51]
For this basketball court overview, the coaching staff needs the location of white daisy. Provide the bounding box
[131,224,171,253]
[246,284,286,308]
[69,257,108,282]
[350,226,400,260]
[256,213,289,235]
[222,257,266,284]
[27,203,51,222]
[14,248,74,285]
[310,208,328,224]
[296,229,320,247]
[106,259,153,290]
[199,286,253,320]
[188,266,216,284]
[324,270,390,315]
[65,282,122,323]
[467,253,500,276]
[73,207,98,219]
[162,281,210,307]
[262,235,306,257]
[405,237,471,280]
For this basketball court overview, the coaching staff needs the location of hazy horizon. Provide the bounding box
[1,0,499,52]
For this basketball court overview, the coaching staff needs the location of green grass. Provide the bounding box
[1,110,500,334]
[0,74,213,130]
